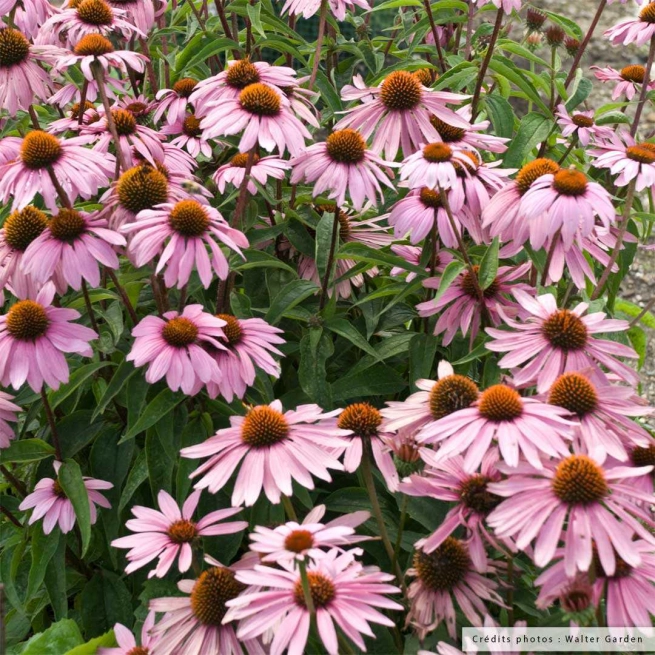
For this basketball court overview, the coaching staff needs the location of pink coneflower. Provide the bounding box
[590,132,655,191]
[153,78,197,124]
[519,167,616,250]
[473,0,521,13]
[0,285,97,391]
[0,27,59,116]
[334,71,469,160]
[290,129,395,210]
[148,557,262,655]
[249,504,370,563]
[191,58,299,114]
[47,100,101,134]
[19,460,112,534]
[605,3,655,45]
[485,290,640,392]
[280,0,369,20]
[22,208,125,291]
[121,199,247,288]
[213,153,289,195]
[381,361,480,435]
[127,305,226,394]
[406,538,504,640]
[430,107,509,153]
[555,104,613,147]
[390,244,455,282]
[282,79,320,128]
[99,611,160,655]
[160,114,213,158]
[200,82,310,156]
[400,450,508,571]
[48,76,126,109]
[203,314,285,402]
[380,428,427,480]
[225,548,402,655]
[433,619,532,655]
[400,142,475,191]
[487,448,655,576]
[591,64,655,100]
[417,382,574,470]
[0,206,48,298]
[112,489,247,577]
[106,0,160,33]
[418,263,533,346]
[181,400,350,506]
[37,0,142,46]
[0,131,115,212]
[53,33,146,81]
[0,0,58,39]
[0,391,20,449]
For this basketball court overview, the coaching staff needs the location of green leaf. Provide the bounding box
[595,111,631,126]
[451,339,492,365]
[628,326,647,369]
[368,0,421,10]
[48,362,115,410]
[64,631,117,655]
[177,37,239,71]
[79,571,133,638]
[44,537,68,620]
[234,249,297,275]
[488,58,551,115]
[503,112,553,168]
[118,448,148,512]
[431,260,465,304]
[615,298,655,328]
[27,528,60,601]
[246,2,266,37]
[91,359,137,421]
[298,328,333,408]
[146,425,175,497]
[265,279,319,325]
[58,460,91,556]
[337,242,425,275]
[1,439,54,464]
[324,318,381,360]
[483,94,515,139]
[17,619,83,655]
[409,333,439,387]
[565,77,593,111]
[542,10,583,39]
[315,211,336,282]
[59,411,107,460]
[479,237,500,289]
[119,388,182,443]
[331,364,406,400]
[433,61,478,92]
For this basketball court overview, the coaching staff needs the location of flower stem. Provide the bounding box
[78,81,88,126]
[106,268,139,325]
[41,389,62,462]
[391,494,407,574]
[138,37,159,94]
[549,45,557,112]
[423,0,446,73]
[281,494,298,521]
[629,296,655,327]
[0,504,23,528]
[631,34,655,138]
[82,280,101,336]
[0,466,26,497]
[231,148,257,229]
[309,0,329,88]
[297,558,315,615]
[464,0,475,60]
[556,136,577,165]
[541,226,562,286]
[507,554,515,625]
[470,8,503,120]
[319,208,340,311]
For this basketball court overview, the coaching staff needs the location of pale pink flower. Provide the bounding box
[153,78,198,124]
[99,611,160,655]
[486,290,640,392]
[434,618,532,655]
[487,447,655,576]
[47,100,101,134]
[181,400,351,506]
[107,0,160,33]
[0,390,20,449]
[0,285,97,391]
[334,72,469,160]
[0,0,58,39]
[473,0,521,13]
[48,76,126,109]
[0,27,59,116]
[390,244,455,282]
[203,314,285,403]
[418,263,533,346]
[604,3,655,45]
[225,548,402,655]
[161,114,213,158]
[406,538,504,640]
[19,460,112,534]
[283,80,320,128]
[249,504,371,563]
[431,106,509,153]
[290,129,395,210]
[112,489,247,577]
[400,142,476,191]
[213,153,289,195]
[0,131,115,212]
[127,305,226,394]
[22,208,125,291]
[121,199,247,288]
[280,0,369,20]
[555,104,614,146]
[590,131,655,191]
[200,82,310,156]
[591,64,655,100]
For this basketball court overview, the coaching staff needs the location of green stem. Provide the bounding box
[309,0,329,88]
[41,389,62,462]
[391,494,408,576]
[470,8,503,120]
[557,136,577,165]
[281,494,298,521]
[298,558,315,616]
[631,34,655,138]
[549,45,557,112]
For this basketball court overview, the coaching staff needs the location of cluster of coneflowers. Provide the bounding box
[1,0,655,651]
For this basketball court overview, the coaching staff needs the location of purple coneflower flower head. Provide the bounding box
[213,152,289,195]
[160,113,213,158]
[431,106,509,153]
[19,460,112,534]
[280,0,369,20]
[37,0,143,46]
[334,71,469,160]
[148,558,261,655]
[0,130,115,212]
[418,262,533,346]
[99,611,160,655]
[406,538,504,640]
[112,489,247,578]
[290,129,395,210]
[417,382,574,470]
[127,305,226,394]
[555,104,614,147]
[283,79,321,128]
[381,361,480,434]
[400,450,508,571]
[0,391,20,449]
[0,0,58,39]
[519,167,616,250]
[153,77,197,124]
[121,199,247,288]
[433,619,533,655]
[106,0,160,33]
[48,75,126,109]
[181,400,351,506]
[249,504,371,564]
[486,290,640,392]
[605,2,655,45]
[0,27,59,116]
[200,82,310,156]
[400,142,476,191]
[0,284,97,391]
[487,448,655,576]
[225,548,402,655]
[203,314,285,402]
[47,100,101,134]
[390,243,455,282]
[591,64,655,100]
[590,131,655,191]
[22,208,125,291]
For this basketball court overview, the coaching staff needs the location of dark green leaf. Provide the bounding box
[484,94,515,139]
[234,249,297,275]
[1,439,54,464]
[48,362,115,410]
[265,279,319,325]
[315,211,336,282]
[91,360,137,421]
[119,388,182,443]
[331,364,406,400]
[44,537,67,620]
[324,318,380,360]
[431,261,465,303]
[298,328,333,408]
[17,619,83,655]
[27,528,60,600]
[479,237,500,289]
[503,112,553,168]
[58,460,91,556]
[409,334,439,387]
[565,77,593,111]
[337,242,425,275]
[59,411,107,460]
[118,448,148,512]
[64,630,117,654]
[79,571,133,638]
